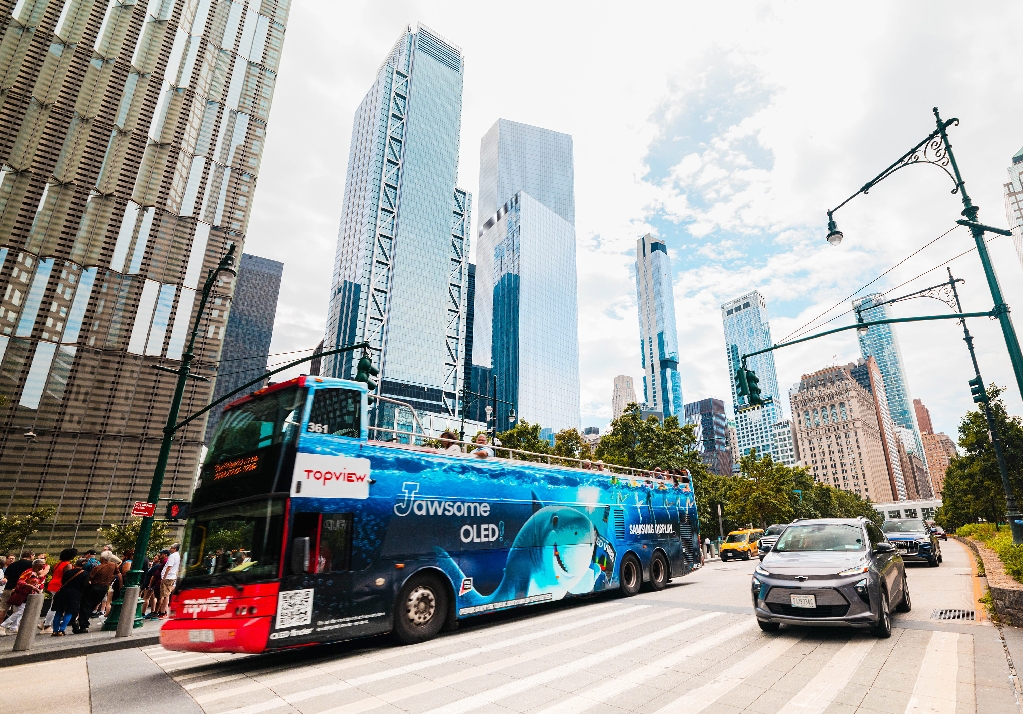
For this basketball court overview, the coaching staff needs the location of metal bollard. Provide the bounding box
[13,592,45,652]
[116,587,140,638]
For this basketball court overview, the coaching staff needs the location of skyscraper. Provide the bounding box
[850,356,908,500]
[473,119,579,431]
[322,25,471,422]
[612,374,637,420]
[721,291,783,460]
[852,293,926,468]
[1003,145,1023,270]
[684,397,731,475]
[914,398,957,497]
[636,233,682,418]
[0,0,289,547]
[204,253,282,443]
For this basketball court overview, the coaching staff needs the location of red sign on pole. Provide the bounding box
[131,501,156,517]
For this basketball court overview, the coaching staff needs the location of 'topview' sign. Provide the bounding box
[291,453,371,500]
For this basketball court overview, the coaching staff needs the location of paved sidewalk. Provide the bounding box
[0,617,162,666]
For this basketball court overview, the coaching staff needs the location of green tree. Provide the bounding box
[726,449,795,529]
[0,505,56,555]
[99,517,172,557]
[935,385,1023,531]
[495,420,551,462]
[553,428,592,464]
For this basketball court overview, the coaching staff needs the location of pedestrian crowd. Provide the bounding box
[0,542,180,638]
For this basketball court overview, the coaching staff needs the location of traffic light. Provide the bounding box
[969,377,988,404]
[355,354,379,391]
[734,368,750,399]
[166,501,190,521]
[747,369,764,406]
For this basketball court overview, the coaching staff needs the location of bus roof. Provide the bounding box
[223,375,368,412]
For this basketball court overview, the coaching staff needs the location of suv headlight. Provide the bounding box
[838,563,869,576]
[755,564,770,577]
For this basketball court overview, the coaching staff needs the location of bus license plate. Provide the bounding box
[188,629,215,643]
[790,594,816,609]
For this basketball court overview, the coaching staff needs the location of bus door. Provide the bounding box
[273,511,389,646]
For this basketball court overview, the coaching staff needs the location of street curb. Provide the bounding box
[0,634,161,667]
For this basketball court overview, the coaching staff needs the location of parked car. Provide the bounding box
[758,524,787,560]
[752,517,908,638]
[721,528,764,561]
[883,518,943,566]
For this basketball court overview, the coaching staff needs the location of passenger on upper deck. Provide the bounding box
[438,431,463,454]
[471,433,495,459]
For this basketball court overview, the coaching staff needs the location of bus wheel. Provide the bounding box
[393,574,448,645]
[620,554,642,597]
[649,553,668,591]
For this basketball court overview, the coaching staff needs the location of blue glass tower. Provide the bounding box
[323,25,471,419]
[473,120,580,431]
[721,291,783,460]
[636,234,683,418]
[852,293,925,464]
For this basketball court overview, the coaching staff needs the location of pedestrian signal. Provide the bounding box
[166,501,190,521]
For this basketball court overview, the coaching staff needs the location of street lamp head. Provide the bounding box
[826,213,843,246]
[508,407,516,424]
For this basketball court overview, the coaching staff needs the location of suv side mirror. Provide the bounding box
[874,542,895,554]
[291,537,310,574]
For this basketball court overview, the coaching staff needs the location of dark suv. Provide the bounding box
[752,518,908,638]
[757,524,787,560]
[882,519,942,566]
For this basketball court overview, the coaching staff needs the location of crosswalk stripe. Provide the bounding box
[652,633,805,713]
[532,619,759,713]
[281,607,676,710]
[199,604,651,707]
[415,612,726,714]
[904,631,959,714]
[779,637,874,714]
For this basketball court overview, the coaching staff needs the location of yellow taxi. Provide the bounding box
[720,528,764,561]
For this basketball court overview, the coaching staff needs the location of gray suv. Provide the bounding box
[752,518,908,638]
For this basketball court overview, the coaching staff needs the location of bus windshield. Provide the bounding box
[180,499,286,587]
[205,386,304,466]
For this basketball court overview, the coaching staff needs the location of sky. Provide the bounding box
[243,0,1023,440]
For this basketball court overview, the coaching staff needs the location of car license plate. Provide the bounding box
[188,629,215,643]
[790,594,816,609]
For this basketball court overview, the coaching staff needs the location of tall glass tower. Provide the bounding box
[721,291,783,460]
[1004,145,1023,270]
[852,293,926,466]
[323,25,471,421]
[636,233,682,418]
[473,119,579,431]
[0,0,289,548]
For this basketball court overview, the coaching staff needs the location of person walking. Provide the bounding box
[142,552,165,619]
[76,553,119,633]
[0,552,33,617]
[158,544,180,618]
[41,548,78,632]
[50,562,86,636]
[1,560,47,634]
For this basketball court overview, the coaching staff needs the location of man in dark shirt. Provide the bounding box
[2,553,34,591]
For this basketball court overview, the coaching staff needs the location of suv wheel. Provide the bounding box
[872,590,892,638]
[757,619,780,633]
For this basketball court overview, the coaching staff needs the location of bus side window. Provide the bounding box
[290,512,354,574]
[307,388,361,438]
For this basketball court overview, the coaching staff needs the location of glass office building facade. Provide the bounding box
[0,0,289,547]
[636,233,682,418]
[204,252,281,442]
[852,293,925,467]
[323,25,471,420]
[684,397,731,475]
[1004,145,1023,270]
[473,119,579,432]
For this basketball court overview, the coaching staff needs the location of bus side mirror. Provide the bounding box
[291,537,310,574]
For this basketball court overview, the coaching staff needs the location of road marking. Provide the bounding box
[651,633,805,713]
[904,631,959,714]
[532,619,759,713]
[777,637,874,714]
[414,612,726,714]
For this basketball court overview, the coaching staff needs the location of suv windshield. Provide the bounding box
[764,525,786,536]
[180,499,285,587]
[205,387,304,466]
[774,523,865,552]
[725,533,748,543]
[883,519,927,534]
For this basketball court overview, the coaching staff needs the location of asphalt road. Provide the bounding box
[8,538,1020,714]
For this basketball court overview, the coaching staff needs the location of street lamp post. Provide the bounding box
[825,107,1023,401]
[104,246,238,630]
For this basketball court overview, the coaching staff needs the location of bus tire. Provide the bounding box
[393,573,448,645]
[649,552,668,591]
[619,554,642,597]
